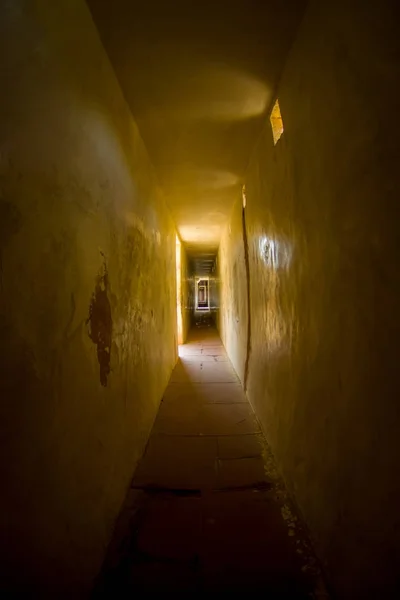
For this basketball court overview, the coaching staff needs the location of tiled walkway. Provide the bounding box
[94,325,328,598]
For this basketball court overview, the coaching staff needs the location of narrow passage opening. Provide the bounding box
[196,277,210,311]
[176,236,183,345]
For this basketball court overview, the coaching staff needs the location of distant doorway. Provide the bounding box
[196,277,210,311]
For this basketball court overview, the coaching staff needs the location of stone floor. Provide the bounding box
[94,323,329,598]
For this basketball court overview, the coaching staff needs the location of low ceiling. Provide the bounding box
[87,0,305,262]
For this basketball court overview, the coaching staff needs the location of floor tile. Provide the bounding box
[200,363,239,383]
[200,490,308,594]
[197,403,261,435]
[94,325,327,599]
[163,382,246,405]
[136,495,202,561]
[133,435,218,490]
[217,434,266,459]
[216,456,271,489]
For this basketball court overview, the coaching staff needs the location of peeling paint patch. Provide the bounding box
[87,257,112,386]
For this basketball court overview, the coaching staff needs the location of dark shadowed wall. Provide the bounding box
[219,1,400,598]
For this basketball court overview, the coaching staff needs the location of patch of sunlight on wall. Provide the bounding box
[270,99,284,145]
[257,233,294,358]
[176,236,183,345]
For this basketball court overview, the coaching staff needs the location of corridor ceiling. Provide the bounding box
[88,0,305,257]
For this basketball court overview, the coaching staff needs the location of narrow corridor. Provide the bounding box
[95,322,327,597]
[2,2,400,597]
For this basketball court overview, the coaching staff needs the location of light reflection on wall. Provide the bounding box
[257,234,294,358]
[259,235,293,270]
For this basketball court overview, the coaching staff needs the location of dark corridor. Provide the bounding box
[94,323,327,597]
[1,1,400,598]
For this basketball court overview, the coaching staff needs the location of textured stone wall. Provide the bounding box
[0,1,177,596]
[219,1,400,597]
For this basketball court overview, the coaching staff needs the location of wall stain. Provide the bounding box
[87,257,112,387]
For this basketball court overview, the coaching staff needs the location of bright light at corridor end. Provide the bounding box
[176,236,183,345]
